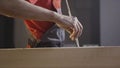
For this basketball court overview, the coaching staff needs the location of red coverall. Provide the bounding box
[25,0,64,48]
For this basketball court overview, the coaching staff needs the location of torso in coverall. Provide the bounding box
[25,0,65,48]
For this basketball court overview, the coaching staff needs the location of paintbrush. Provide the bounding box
[65,0,80,47]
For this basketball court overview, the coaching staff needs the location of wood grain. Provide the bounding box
[0,47,120,68]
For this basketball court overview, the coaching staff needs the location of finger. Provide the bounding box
[70,28,76,40]
[70,17,79,40]
[71,17,83,40]
[66,27,73,34]
[75,17,83,38]
[78,22,83,37]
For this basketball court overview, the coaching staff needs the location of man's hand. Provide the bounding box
[54,13,83,41]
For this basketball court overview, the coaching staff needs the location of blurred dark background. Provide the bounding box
[62,0,100,46]
[0,16,14,48]
[0,0,120,48]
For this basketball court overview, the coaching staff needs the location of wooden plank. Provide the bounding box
[0,46,120,68]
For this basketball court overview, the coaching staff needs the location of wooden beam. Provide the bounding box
[0,47,120,68]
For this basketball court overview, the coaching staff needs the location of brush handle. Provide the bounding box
[65,0,80,47]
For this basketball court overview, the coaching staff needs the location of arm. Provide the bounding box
[0,0,83,40]
[0,0,55,22]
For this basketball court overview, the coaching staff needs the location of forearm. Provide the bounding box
[0,0,59,22]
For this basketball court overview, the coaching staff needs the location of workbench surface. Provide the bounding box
[0,46,120,68]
